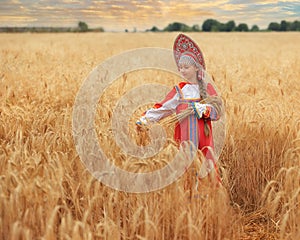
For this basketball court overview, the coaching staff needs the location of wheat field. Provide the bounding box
[1,32,300,240]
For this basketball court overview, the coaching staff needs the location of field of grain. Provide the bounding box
[1,32,300,240]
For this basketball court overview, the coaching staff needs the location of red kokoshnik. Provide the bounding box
[173,33,206,70]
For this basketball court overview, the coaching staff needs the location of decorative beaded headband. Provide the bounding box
[173,33,206,70]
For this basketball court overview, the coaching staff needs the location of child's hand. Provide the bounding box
[136,116,149,146]
[136,116,149,133]
[136,116,148,126]
[191,102,208,119]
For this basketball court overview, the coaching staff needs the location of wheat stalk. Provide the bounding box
[1,32,299,240]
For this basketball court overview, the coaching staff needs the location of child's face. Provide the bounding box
[179,63,198,82]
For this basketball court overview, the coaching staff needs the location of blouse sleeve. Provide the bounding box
[143,86,179,122]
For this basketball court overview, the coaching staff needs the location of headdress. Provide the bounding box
[173,33,206,71]
[173,33,207,99]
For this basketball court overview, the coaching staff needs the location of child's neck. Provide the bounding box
[186,77,197,83]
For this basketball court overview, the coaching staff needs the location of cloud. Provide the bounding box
[0,0,299,30]
[221,4,248,11]
[251,0,300,3]
[0,15,36,22]
[74,0,215,30]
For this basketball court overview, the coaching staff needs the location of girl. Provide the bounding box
[136,33,223,184]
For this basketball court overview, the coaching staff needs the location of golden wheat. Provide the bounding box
[0,32,300,239]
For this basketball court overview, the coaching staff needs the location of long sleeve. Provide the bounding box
[143,87,179,122]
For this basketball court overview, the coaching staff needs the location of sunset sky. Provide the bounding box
[0,0,299,31]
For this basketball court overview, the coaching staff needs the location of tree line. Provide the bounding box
[147,19,300,32]
[0,19,299,33]
[0,21,104,33]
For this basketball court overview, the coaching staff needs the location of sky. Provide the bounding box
[0,0,299,31]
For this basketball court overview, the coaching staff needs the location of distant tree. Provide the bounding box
[202,19,220,31]
[78,21,88,32]
[280,20,287,31]
[164,22,191,32]
[291,20,300,31]
[236,23,249,32]
[148,26,160,32]
[224,20,236,32]
[125,29,129,32]
[192,24,200,32]
[250,25,259,32]
[218,23,226,31]
[279,20,292,31]
[211,25,220,32]
[268,22,280,31]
